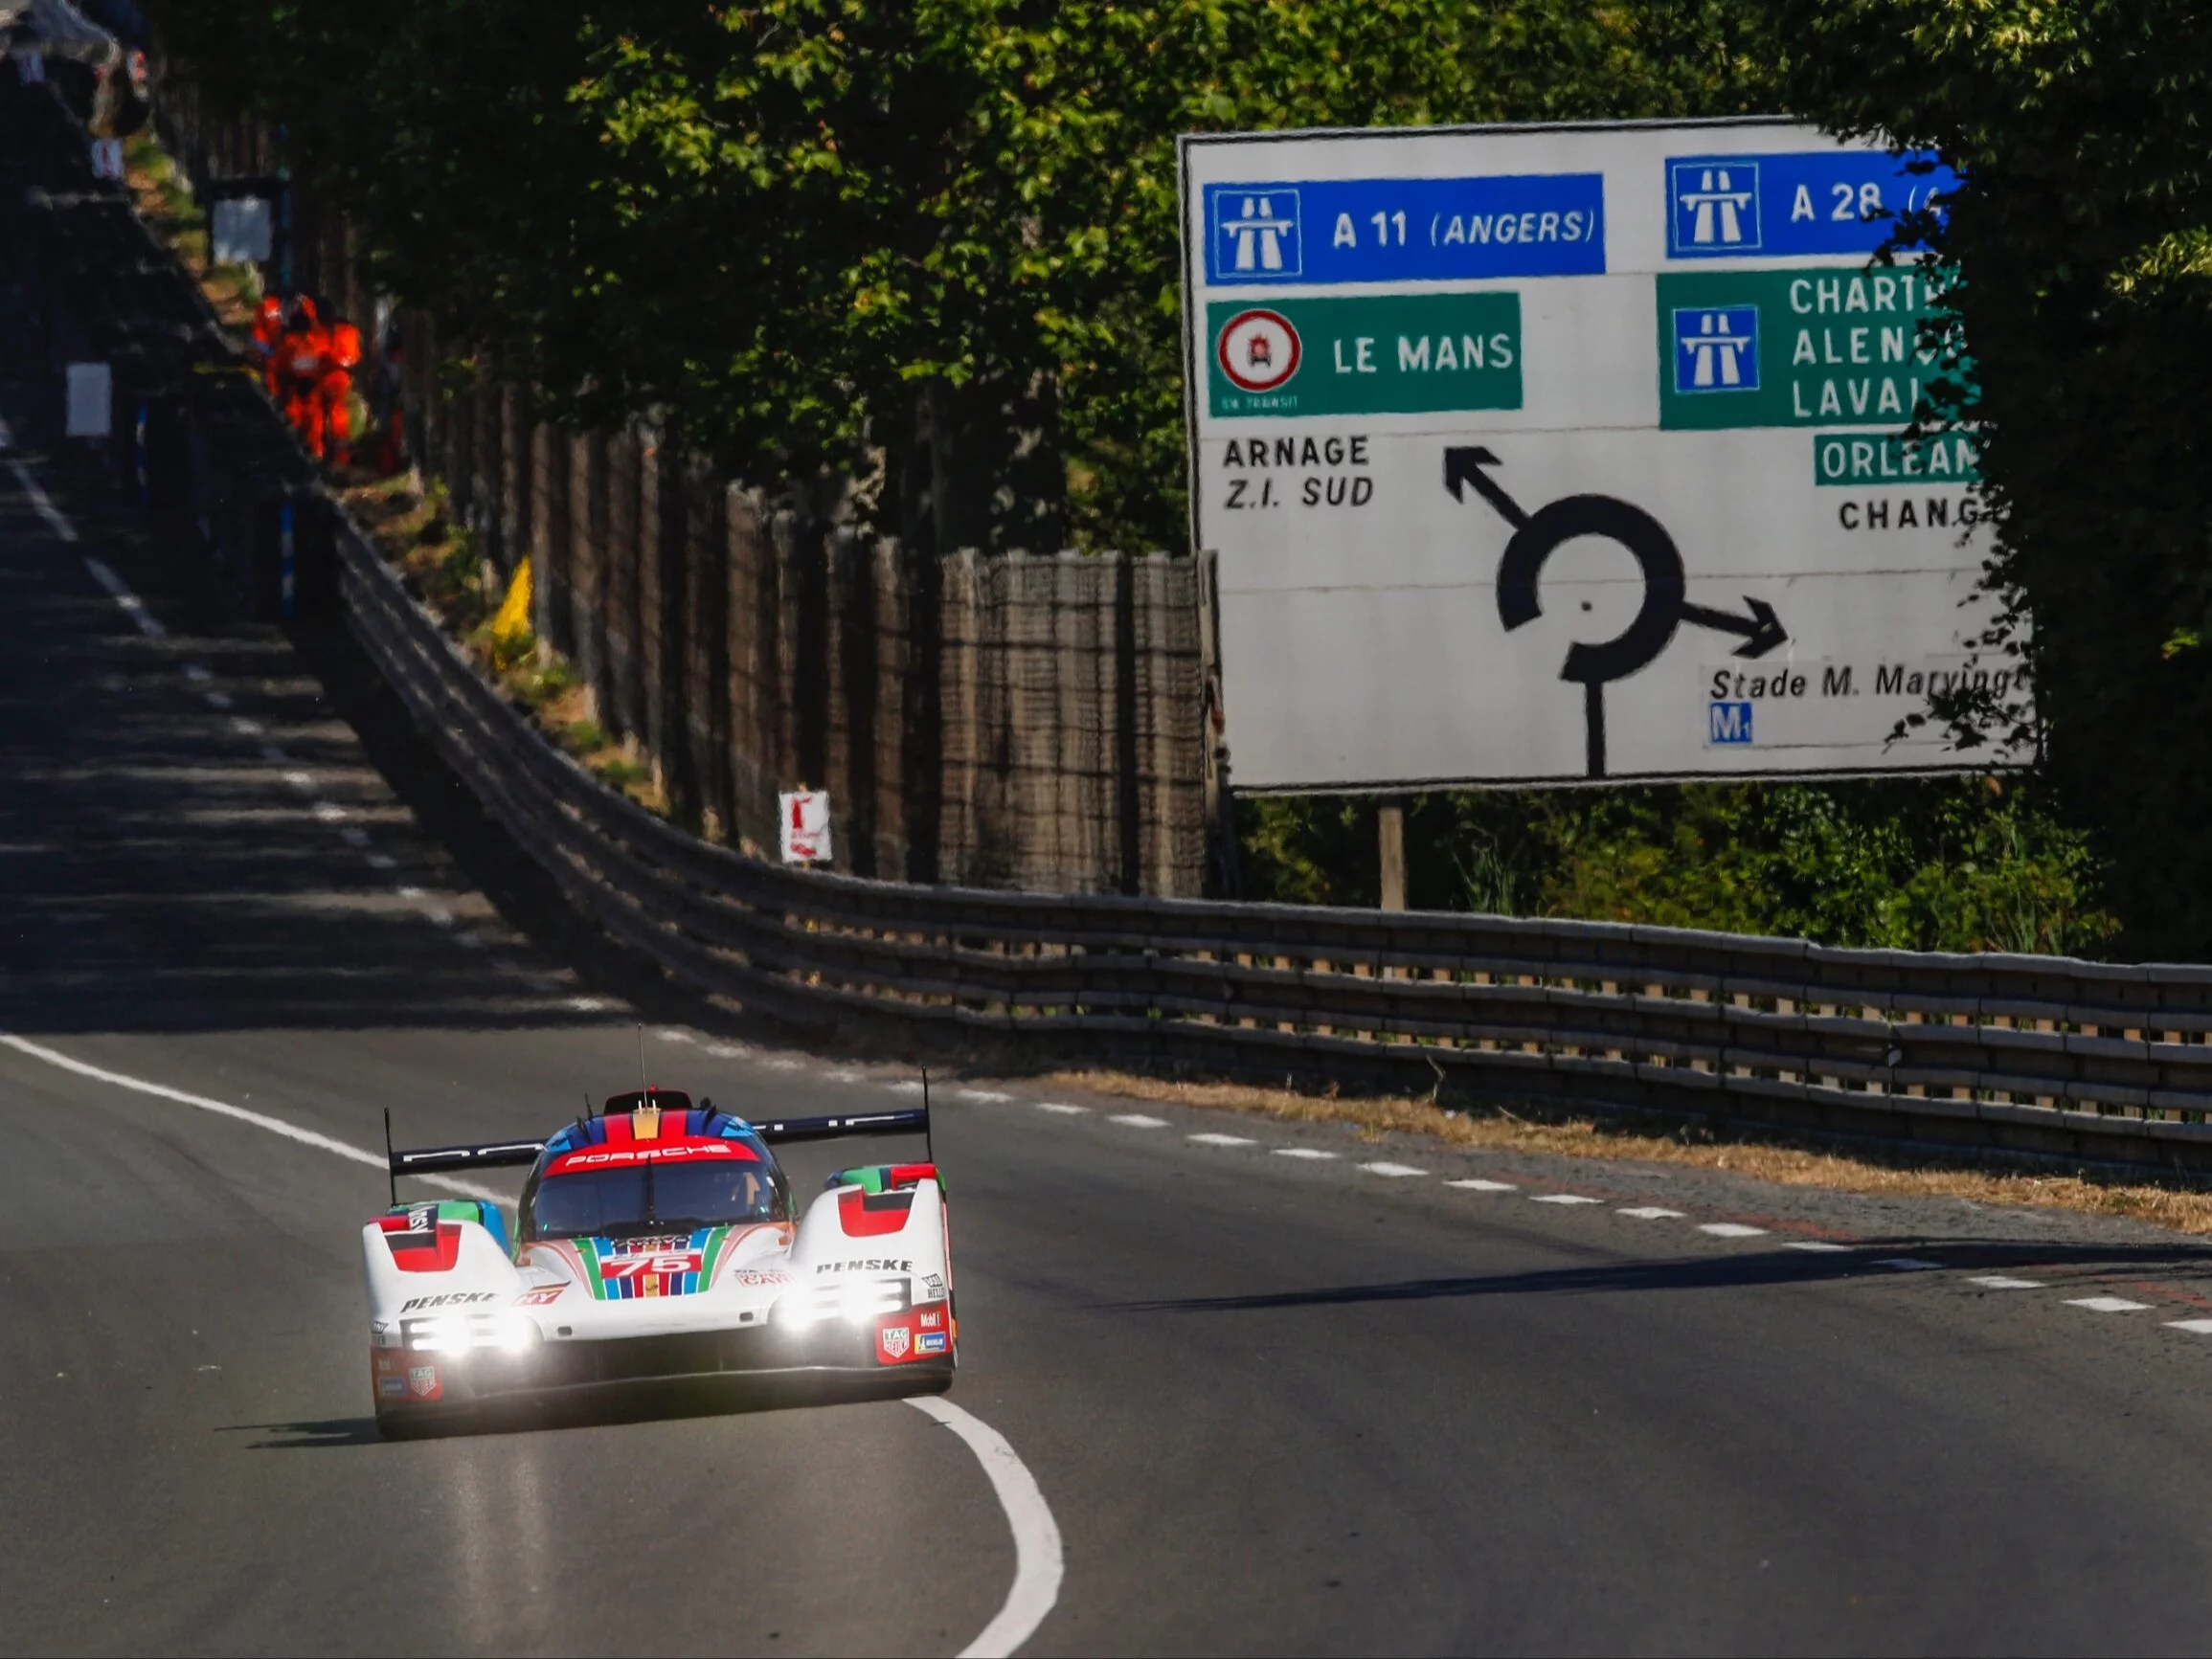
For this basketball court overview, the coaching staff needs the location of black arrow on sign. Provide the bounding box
[1680,597,1788,660]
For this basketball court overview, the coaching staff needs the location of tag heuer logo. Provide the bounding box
[407,1365,440,1398]
[880,1326,912,1359]
[1216,309,1301,393]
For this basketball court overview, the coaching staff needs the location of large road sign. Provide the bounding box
[1180,119,2022,792]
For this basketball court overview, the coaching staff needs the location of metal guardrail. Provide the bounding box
[335,523,2212,1179]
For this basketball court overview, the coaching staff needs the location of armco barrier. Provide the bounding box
[333,520,2212,1179]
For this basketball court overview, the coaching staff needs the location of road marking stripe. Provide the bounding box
[1188,1132,1256,1147]
[366,853,397,870]
[1108,1113,1166,1129]
[13,461,78,541]
[1446,1178,1517,1192]
[203,690,232,709]
[230,716,263,735]
[1531,1193,1602,1206]
[1360,1161,1428,1177]
[1273,1147,1337,1160]
[185,663,213,683]
[959,1088,1013,1104]
[1971,1275,2045,1289]
[83,556,161,633]
[655,1028,696,1043]
[0,1031,1061,1659]
[705,1042,752,1059]
[885,1079,924,1093]
[2167,1319,2212,1334]
[1698,1222,1767,1237]
[2065,1295,2153,1313]
[1617,1206,1685,1219]
[0,1033,501,1202]
[906,1396,1065,1659]
[1034,1103,1088,1115]
[763,1058,803,1071]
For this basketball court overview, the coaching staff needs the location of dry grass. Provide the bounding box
[1048,1067,2212,1237]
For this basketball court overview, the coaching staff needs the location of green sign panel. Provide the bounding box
[1656,267,1948,432]
[1813,430,1979,486]
[1207,292,1523,418]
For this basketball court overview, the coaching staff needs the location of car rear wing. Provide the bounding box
[749,1108,931,1145]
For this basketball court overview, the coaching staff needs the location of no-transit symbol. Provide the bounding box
[1443,446,1787,778]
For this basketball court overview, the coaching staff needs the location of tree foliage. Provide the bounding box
[1770,0,2212,955]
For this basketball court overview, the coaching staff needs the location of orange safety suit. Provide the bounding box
[280,298,330,459]
[250,296,285,397]
[319,323,364,469]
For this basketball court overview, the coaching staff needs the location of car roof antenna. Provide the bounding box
[383,1108,396,1208]
[922,1066,934,1164]
[636,1021,649,1104]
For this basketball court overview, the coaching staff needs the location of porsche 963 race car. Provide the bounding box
[363,1088,954,1433]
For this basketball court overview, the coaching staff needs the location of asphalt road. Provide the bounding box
[11,363,2212,1657]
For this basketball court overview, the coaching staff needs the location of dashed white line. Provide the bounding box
[655,1028,696,1043]
[1034,1103,1088,1116]
[203,690,232,709]
[366,853,397,870]
[1784,1241,1854,1253]
[81,557,161,634]
[1273,1147,1337,1160]
[1874,1257,1942,1271]
[1698,1222,1768,1238]
[2066,1296,2153,1313]
[1446,1178,1517,1192]
[423,906,455,928]
[826,1069,865,1084]
[568,996,614,1012]
[1531,1193,1603,1206]
[396,886,425,900]
[1970,1275,2045,1289]
[282,770,313,790]
[230,716,262,735]
[1188,1132,1256,1148]
[884,1079,924,1094]
[705,1042,752,1060]
[1360,1161,1428,1178]
[762,1058,804,1072]
[2167,1319,2212,1334]
[184,664,213,684]
[311,802,347,823]
[959,1088,1013,1104]
[1617,1206,1686,1220]
[14,463,78,541]
[1109,1113,1166,1129]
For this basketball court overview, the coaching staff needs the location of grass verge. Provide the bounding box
[1049,1067,2212,1236]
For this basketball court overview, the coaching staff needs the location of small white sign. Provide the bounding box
[65,362,112,437]
[89,139,124,182]
[211,196,273,264]
[778,791,832,863]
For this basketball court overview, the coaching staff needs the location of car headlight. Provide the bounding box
[774,1278,910,1327]
[402,1312,541,1354]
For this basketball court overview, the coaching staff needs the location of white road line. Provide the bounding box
[763,1058,804,1072]
[1,1029,1059,1659]
[396,886,425,900]
[311,802,347,822]
[1617,1206,1686,1220]
[884,1079,924,1093]
[282,770,313,790]
[423,906,455,928]
[825,1069,865,1084]
[1530,1193,1603,1206]
[2167,1319,2212,1334]
[1698,1222,1768,1237]
[1970,1275,2046,1289]
[1446,1178,1517,1192]
[0,1032,501,1203]
[203,690,232,709]
[13,461,78,541]
[230,716,263,735]
[366,853,397,870]
[958,1088,1013,1104]
[1273,1147,1337,1160]
[83,556,162,634]
[1034,1103,1088,1116]
[705,1042,752,1060]
[906,1396,1064,1659]
[2066,1295,2154,1313]
[655,1028,696,1043]
[1874,1257,1942,1271]
[568,996,614,1012]
[185,664,213,683]
[1360,1161,1428,1178]
[1784,1241,1853,1253]
[1109,1113,1166,1129]
[1188,1132,1256,1147]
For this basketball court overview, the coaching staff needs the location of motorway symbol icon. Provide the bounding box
[1671,160,1760,254]
[1210,188,1302,279]
[1674,306,1759,392]
[1444,446,1787,777]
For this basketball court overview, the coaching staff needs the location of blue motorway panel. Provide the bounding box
[1202,174,1605,286]
[1665,149,1959,260]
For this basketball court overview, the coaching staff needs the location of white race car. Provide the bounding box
[363,1087,954,1434]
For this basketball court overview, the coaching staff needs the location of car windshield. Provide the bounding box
[530,1162,784,1241]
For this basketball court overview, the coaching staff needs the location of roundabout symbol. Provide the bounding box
[1444,446,1787,778]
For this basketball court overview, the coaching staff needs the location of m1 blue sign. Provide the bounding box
[1205,174,1605,286]
[1666,149,1959,259]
